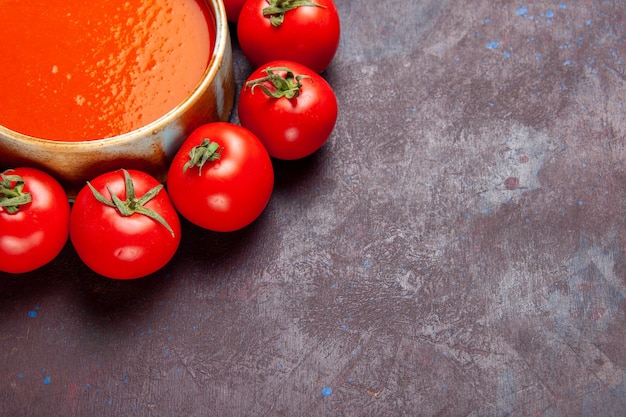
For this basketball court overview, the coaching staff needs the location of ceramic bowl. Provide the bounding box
[0,0,234,197]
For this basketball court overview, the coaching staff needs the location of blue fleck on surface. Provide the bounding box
[516,7,528,16]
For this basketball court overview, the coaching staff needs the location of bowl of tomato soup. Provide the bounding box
[0,0,234,195]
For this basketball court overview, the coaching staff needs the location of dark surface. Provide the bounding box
[1,1,625,416]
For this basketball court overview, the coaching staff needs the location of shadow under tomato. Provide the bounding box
[74,261,173,320]
[271,146,327,191]
[0,241,79,311]
[170,212,274,274]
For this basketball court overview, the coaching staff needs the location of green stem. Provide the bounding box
[263,0,325,27]
[87,169,175,237]
[183,138,222,175]
[0,170,32,214]
[245,66,310,99]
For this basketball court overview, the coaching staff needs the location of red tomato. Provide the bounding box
[223,0,246,22]
[237,0,340,73]
[69,169,181,280]
[0,168,70,274]
[238,61,338,160]
[167,122,274,232]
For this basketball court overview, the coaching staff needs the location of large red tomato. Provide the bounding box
[237,0,341,73]
[238,61,338,160]
[0,168,70,274]
[167,122,274,232]
[69,169,181,280]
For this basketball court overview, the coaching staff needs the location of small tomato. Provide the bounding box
[167,122,274,232]
[237,0,341,73]
[0,168,70,274]
[238,61,338,160]
[70,169,181,280]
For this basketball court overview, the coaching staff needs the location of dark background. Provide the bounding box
[1,1,625,416]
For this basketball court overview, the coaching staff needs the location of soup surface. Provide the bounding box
[0,0,214,141]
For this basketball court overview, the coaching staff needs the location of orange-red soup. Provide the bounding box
[0,0,215,141]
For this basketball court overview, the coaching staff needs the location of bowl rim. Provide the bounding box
[0,0,228,149]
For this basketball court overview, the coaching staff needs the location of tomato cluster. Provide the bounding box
[1,123,274,280]
[233,0,340,159]
[0,0,340,280]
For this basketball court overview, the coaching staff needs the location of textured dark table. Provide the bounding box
[1,1,625,416]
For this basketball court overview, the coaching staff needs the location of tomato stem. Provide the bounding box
[245,66,310,99]
[263,0,325,27]
[183,138,222,175]
[87,169,175,237]
[0,170,32,214]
